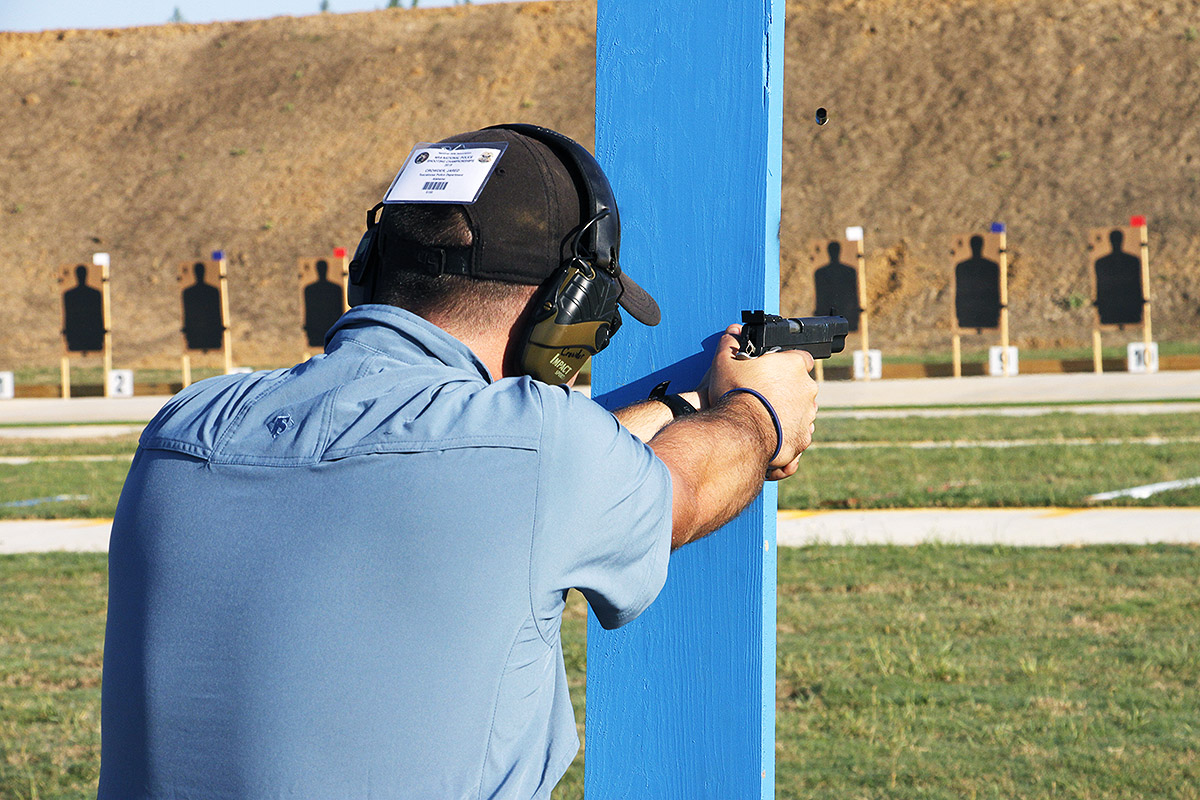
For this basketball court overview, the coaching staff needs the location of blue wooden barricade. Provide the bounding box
[586,1,786,797]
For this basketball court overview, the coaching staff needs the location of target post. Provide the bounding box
[588,2,784,797]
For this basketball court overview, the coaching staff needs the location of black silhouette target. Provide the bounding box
[179,260,224,352]
[806,238,861,332]
[297,258,346,348]
[59,264,105,355]
[1088,227,1144,327]
[951,233,1003,331]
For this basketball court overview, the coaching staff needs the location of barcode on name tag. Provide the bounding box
[422,180,449,191]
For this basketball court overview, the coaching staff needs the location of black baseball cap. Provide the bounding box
[377,125,660,326]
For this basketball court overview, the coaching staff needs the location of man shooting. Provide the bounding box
[98,124,818,799]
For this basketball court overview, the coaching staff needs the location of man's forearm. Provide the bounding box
[612,392,702,442]
[647,393,775,549]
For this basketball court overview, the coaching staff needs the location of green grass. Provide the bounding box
[0,436,141,458]
[778,442,1200,509]
[3,414,1199,518]
[4,547,1198,799]
[770,545,1200,799]
[0,553,106,800]
[0,461,132,520]
[776,412,1200,510]
[816,412,1200,443]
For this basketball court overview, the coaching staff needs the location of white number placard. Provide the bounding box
[1127,342,1159,374]
[852,349,882,380]
[0,371,14,400]
[988,346,1019,376]
[107,369,134,398]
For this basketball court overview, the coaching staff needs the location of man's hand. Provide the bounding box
[700,323,819,476]
[647,322,821,549]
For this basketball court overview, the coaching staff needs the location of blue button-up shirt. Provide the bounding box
[99,305,672,800]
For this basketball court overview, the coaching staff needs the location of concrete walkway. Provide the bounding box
[1,369,1198,428]
[0,519,114,553]
[815,370,1200,409]
[4,510,1197,554]
[0,396,171,425]
[777,508,1200,547]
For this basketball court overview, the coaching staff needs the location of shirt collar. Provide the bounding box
[325,305,494,383]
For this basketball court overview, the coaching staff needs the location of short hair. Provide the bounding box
[374,204,532,319]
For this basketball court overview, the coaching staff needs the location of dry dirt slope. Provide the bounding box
[1,0,1198,369]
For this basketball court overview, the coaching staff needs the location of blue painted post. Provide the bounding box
[586,2,785,798]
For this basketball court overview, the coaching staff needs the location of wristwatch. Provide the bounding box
[648,381,697,419]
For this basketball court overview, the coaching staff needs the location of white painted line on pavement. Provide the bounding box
[2,494,90,509]
[1087,477,1200,502]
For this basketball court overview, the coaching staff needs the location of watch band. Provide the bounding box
[648,381,698,419]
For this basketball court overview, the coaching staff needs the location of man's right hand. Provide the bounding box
[699,323,819,471]
[649,321,821,549]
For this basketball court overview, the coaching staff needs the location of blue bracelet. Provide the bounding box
[720,388,783,462]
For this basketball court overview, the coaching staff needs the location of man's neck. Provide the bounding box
[423,314,516,381]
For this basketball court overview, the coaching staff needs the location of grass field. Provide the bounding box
[2,546,1197,799]
[3,412,1200,519]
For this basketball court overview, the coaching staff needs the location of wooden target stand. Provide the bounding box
[950,223,1012,377]
[58,253,114,398]
[1088,216,1153,373]
[297,247,350,359]
[178,251,234,388]
[806,226,874,381]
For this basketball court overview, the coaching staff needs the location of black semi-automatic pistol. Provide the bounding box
[735,310,849,360]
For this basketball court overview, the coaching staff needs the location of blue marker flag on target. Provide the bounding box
[211,250,225,261]
[990,222,1006,233]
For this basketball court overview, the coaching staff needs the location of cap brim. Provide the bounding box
[617,272,661,326]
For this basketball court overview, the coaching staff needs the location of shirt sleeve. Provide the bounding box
[530,383,673,634]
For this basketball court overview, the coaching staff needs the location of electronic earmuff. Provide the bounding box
[347,124,627,385]
[516,209,624,384]
[486,124,625,385]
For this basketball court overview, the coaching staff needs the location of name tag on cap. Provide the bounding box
[383,142,508,204]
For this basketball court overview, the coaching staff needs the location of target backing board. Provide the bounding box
[178,259,225,353]
[950,232,1003,332]
[59,263,105,355]
[1087,226,1145,329]
[297,257,347,349]
[806,238,861,331]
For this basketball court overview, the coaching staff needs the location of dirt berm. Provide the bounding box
[2,0,1198,369]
